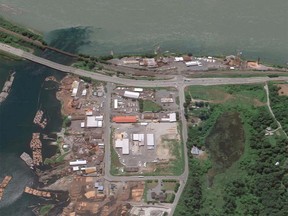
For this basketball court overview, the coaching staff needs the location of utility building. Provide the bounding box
[124,91,140,99]
[146,134,155,150]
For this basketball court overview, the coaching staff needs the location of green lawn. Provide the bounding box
[185,84,266,104]
[146,180,159,189]
[162,180,179,191]
[143,100,162,112]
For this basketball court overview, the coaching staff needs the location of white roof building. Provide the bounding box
[71,81,79,97]
[72,166,80,171]
[174,57,184,62]
[133,134,139,141]
[69,160,87,166]
[114,99,118,109]
[161,113,177,122]
[86,116,103,128]
[161,98,174,103]
[146,134,155,149]
[124,91,140,99]
[185,61,201,67]
[115,139,130,155]
[71,88,78,97]
[134,88,143,92]
[82,89,87,96]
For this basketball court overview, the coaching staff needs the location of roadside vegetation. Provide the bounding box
[175,84,288,215]
[0,16,47,52]
[269,82,288,134]
[0,16,45,44]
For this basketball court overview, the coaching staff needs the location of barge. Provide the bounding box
[0,72,15,104]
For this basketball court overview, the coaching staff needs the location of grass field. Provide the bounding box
[186,84,266,105]
[146,180,158,189]
[162,181,179,191]
[143,100,162,112]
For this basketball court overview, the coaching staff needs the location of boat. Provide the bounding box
[0,72,15,104]
[0,176,12,201]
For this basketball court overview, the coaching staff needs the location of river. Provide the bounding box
[0,38,75,214]
[0,0,287,65]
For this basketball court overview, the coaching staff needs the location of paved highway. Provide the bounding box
[2,43,288,215]
[1,43,288,88]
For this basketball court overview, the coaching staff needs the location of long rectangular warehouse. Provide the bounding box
[124,91,140,99]
[69,160,87,166]
[146,134,155,149]
[112,116,138,123]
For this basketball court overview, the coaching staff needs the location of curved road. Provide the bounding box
[1,43,288,215]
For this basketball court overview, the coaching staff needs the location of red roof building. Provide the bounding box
[112,116,138,123]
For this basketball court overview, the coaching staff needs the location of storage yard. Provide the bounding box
[112,122,181,174]
[16,75,182,215]
[110,86,183,175]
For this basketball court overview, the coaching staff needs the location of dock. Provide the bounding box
[0,72,15,103]
[0,176,12,201]
[24,187,51,198]
[20,152,34,168]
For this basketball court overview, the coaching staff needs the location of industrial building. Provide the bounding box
[86,116,103,128]
[115,139,130,155]
[132,134,145,146]
[69,160,87,166]
[124,91,140,99]
[133,88,143,92]
[114,99,118,109]
[185,61,202,67]
[160,98,174,103]
[146,134,155,150]
[71,81,79,97]
[112,116,138,123]
[174,57,184,62]
[161,113,177,122]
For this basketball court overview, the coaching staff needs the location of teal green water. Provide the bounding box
[0,0,287,64]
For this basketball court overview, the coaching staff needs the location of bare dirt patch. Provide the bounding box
[277,84,288,96]
[56,75,82,116]
[154,123,180,161]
